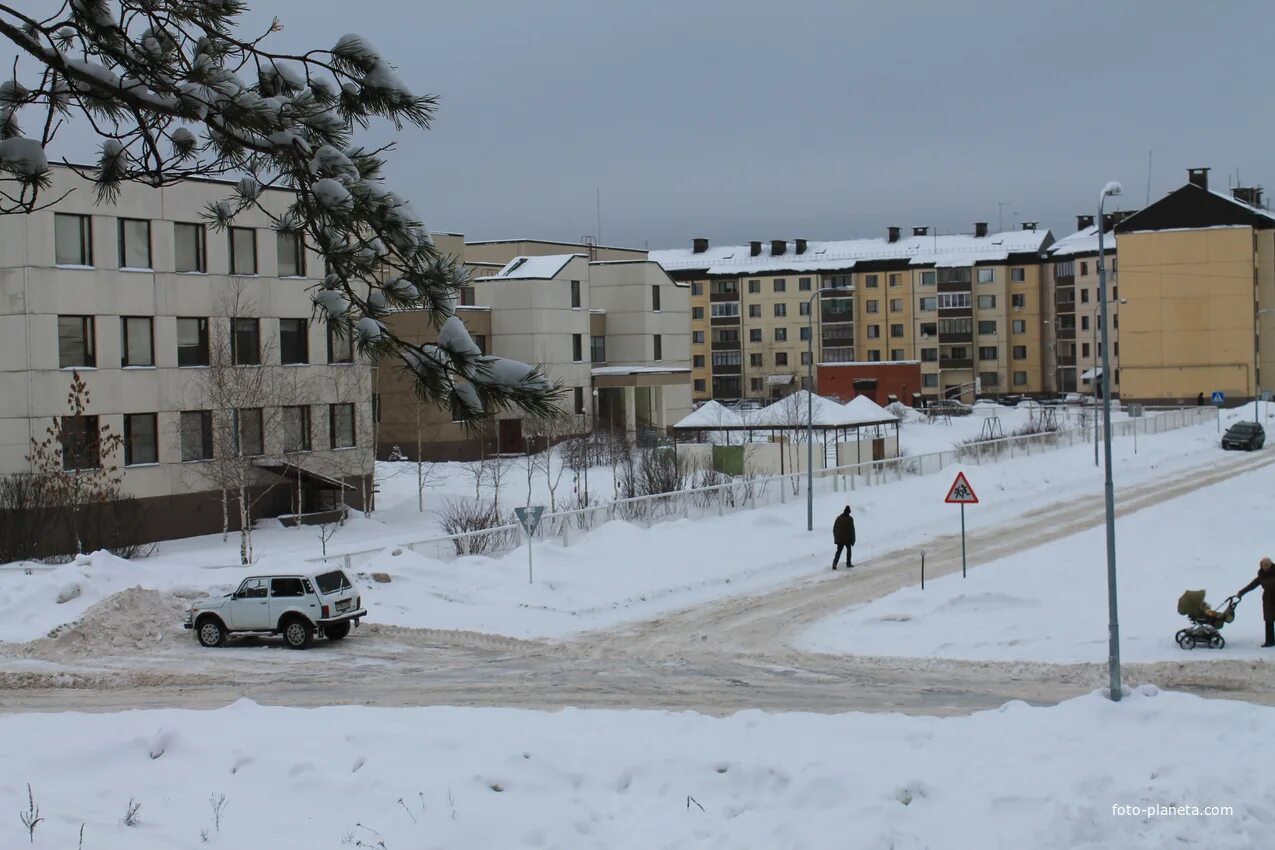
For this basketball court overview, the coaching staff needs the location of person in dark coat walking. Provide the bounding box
[1238,557,1275,646]
[832,506,856,570]
[1196,392,1205,406]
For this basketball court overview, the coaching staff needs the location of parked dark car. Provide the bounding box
[1222,421,1265,451]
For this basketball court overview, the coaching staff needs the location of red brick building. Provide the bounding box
[817,361,923,405]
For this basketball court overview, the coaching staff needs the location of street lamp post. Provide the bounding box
[807,286,840,532]
[1255,309,1274,422]
[1098,180,1123,702]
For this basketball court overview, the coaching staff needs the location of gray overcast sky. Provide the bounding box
[35,1,1275,248]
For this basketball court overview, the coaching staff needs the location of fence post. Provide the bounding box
[343,553,352,573]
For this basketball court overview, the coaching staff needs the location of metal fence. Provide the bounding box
[310,405,1215,571]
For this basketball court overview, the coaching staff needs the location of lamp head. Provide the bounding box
[1100,181,1123,200]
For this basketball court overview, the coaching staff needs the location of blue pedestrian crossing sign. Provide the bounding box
[1211,391,1225,405]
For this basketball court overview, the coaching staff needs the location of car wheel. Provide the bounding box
[282,617,313,650]
[196,617,226,648]
[322,621,351,641]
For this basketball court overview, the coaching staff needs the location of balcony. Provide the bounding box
[941,331,972,343]
[1055,286,1075,308]
[938,280,972,294]
[821,310,853,324]
[712,362,741,375]
[711,338,741,351]
[821,346,855,363]
[1057,354,1077,367]
[1057,326,1076,341]
[709,288,739,303]
[940,357,973,369]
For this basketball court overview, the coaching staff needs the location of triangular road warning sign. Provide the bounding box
[944,471,979,504]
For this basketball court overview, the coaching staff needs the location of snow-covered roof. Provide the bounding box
[1048,225,1115,258]
[1211,189,1275,225]
[651,230,1052,276]
[842,395,900,425]
[590,365,691,376]
[478,255,580,281]
[673,400,745,429]
[750,391,864,427]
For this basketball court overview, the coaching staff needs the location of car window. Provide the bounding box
[314,570,352,594]
[271,577,306,598]
[237,578,267,599]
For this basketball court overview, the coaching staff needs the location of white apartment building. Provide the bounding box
[0,166,374,551]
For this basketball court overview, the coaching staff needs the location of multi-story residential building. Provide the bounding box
[1114,167,1275,403]
[376,239,691,460]
[652,224,1054,403]
[1044,213,1132,396]
[0,166,374,550]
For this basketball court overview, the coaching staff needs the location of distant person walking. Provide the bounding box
[1237,556,1275,647]
[832,506,856,570]
[1197,392,1205,406]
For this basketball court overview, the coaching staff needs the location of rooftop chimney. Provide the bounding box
[795,238,808,255]
[1021,221,1038,231]
[1076,214,1095,231]
[1101,210,1133,231]
[749,240,762,257]
[887,226,901,243]
[1233,186,1264,208]
[771,239,786,256]
[912,226,929,237]
[692,237,709,254]
[1187,167,1210,190]
[974,222,988,238]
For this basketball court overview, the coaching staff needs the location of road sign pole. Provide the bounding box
[528,535,534,585]
[960,503,967,578]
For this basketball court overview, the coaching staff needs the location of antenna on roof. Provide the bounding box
[596,187,602,246]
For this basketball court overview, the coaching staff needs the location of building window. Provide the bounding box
[750,328,762,342]
[118,219,151,269]
[775,352,788,366]
[1080,261,1089,276]
[121,316,154,367]
[573,387,585,415]
[864,274,879,288]
[1114,341,1120,356]
[868,350,882,362]
[977,295,996,309]
[748,279,761,294]
[711,302,740,318]
[692,306,704,320]
[978,346,997,360]
[693,330,705,344]
[800,326,811,341]
[1011,294,1026,308]
[653,335,663,361]
[231,318,260,365]
[889,298,903,313]
[867,324,880,339]
[773,279,786,293]
[920,271,936,286]
[175,317,209,367]
[694,379,706,392]
[923,373,938,387]
[1055,260,1074,277]
[1081,315,1090,331]
[328,322,354,363]
[1013,371,1028,386]
[591,335,606,363]
[1011,267,1025,282]
[60,415,100,470]
[277,232,305,277]
[889,349,904,360]
[58,315,96,368]
[750,353,763,367]
[919,296,937,311]
[888,273,901,288]
[799,301,811,316]
[748,304,761,318]
[921,347,938,362]
[1081,342,1091,358]
[121,412,157,466]
[920,322,937,337]
[750,377,763,392]
[693,354,704,368]
[866,300,880,314]
[801,351,812,365]
[939,318,973,335]
[712,351,741,366]
[1081,289,1090,304]
[1013,345,1027,359]
[774,303,787,317]
[180,410,213,461]
[828,275,851,289]
[571,280,581,308]
[980,371,999,388]
[711,280,739,296]
[55,214,94,266]
[888,324,903,338]
[279,318,309,365]
[774,327,787,342]
[799,277,812,291]
[175,222,206,273]
[1012,320,1026,334]
[229,227,257,275]
[977,268,995,283]
[572,334,583,362]
[330,403,356,449]
[938,293,971,309]
[236,408,264,456]
[691,282,703,296]
[978,320,997,335]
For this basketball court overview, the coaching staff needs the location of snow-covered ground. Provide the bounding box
[0,689,1265,849]
[0,412,1253,644]
[800,458,1275,663]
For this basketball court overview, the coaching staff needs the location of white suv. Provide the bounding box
[184,570,366,649]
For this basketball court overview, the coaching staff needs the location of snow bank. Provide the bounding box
[0,689,1267,848]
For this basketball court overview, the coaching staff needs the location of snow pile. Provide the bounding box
[17,588,188,659]
[0,689,1268,848]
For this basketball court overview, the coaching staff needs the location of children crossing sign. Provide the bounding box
[944,471,979,504]
[944,472,977,578]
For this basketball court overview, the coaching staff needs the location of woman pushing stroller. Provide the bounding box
[1237,557,1275,648]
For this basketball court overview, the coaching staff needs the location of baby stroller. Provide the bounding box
[1175,589,1240,650]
